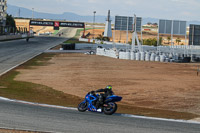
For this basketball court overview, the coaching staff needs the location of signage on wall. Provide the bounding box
[30,20,85,28]
[54,22,60,27]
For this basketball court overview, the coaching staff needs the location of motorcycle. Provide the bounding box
[78,91,122,115]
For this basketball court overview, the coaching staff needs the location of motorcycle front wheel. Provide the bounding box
[78,101,88,112]
[103,102,117,115]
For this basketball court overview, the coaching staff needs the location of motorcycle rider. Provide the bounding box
[96,85,113,97]
[92,85,114,107]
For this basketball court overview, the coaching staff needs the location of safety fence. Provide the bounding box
[0,26,28,35]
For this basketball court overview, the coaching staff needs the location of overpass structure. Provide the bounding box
[29,20,86,36]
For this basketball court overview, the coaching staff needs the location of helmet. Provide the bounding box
[106,85,112,90]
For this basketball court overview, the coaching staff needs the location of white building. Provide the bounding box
[0,0,7,26]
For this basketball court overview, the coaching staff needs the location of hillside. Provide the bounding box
[7,4,200,25]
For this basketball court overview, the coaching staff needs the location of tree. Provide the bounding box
[143,38,157,46]
[159,37,163,45]
[96,34,103,40]
[147,22,152,25]
[6,14,16,27]
[167,36,171,44]
[95,34,110,42]
[176,37,181,45]
[152,23,158,26]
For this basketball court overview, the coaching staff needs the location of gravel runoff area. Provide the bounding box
[15,53,200,120]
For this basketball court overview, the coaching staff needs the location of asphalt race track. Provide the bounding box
[0,36,66,75]
[0,36,200,132]
[0,99,200,133]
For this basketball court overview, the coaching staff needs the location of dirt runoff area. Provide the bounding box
[15,53,200,119]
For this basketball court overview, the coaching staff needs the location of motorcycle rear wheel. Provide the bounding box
[103,102,117,115]
[78,101,88,112]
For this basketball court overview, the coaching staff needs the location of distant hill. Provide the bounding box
[7,4,200,26]
[7,4,108,23]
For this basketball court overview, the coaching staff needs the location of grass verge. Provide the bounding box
[0,53,199,120]
[53,30,59,35]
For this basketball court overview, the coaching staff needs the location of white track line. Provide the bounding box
[0,96,77,111]
[118,114,200,125]
[0,96,200,125]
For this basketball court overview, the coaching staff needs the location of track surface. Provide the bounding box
[0,36,66,75]
[0,99,200,133]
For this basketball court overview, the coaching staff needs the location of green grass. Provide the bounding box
[75,29,85,37]
[53,30,59,35]
[0,53,83,107]
[63,38,80,43]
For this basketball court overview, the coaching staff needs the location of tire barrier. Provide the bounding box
[62,43,75,50]
[96,47,193,63]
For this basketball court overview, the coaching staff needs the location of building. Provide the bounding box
[0,0,7,26]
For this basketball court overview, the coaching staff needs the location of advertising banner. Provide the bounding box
[30,20,85,28]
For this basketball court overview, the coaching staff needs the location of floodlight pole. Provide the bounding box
[141,18,143,52]
[113,29,116,48]
[184,22,187,57]
[32,8,34,20]
[120,17,122,43]
[126,17,129,44]
[93,11,96,40]
[184,33,187,56]
[157,20,160,53]
[131,14,137,52]
[171,20,174,55]
[191,25,195,61]
[126,17,129,50]
[113,16,116,48]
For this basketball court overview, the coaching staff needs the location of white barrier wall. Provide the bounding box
[135,53,140,61]
[96,47,192,63]
[150,53,156,61]
[96,48,118,59]
[140,52,145,61]
[130,52,135,60]
[145,52,150,61]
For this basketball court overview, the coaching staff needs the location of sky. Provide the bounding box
[8,0,200,21]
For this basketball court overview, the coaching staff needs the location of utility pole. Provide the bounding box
[18,8,20,17]
[93,11,96,40]
[32,8,34,19]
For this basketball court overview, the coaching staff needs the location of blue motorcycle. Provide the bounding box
[78,91,122,115]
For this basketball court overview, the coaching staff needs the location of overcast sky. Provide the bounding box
[8,0,200,21]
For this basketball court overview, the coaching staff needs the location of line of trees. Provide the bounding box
[6,14,16,28]
[129,37,163,46]
[95,34,110,42]
[0,14,17,35]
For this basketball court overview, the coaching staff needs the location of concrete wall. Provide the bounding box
[0,34,33,41]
